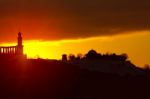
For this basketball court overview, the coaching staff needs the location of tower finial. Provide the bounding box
[18,32,22,37]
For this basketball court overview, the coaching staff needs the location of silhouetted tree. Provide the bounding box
[76,53,83,60]
[85,49,101,59]
[120,53,128,61]
[68,54,76,61]
[84,50,128,61]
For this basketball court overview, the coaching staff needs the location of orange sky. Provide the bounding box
[0,31,149,68]
[0,0,150,68]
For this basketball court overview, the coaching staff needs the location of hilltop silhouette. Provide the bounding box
[62,49,144,76]
[0,33,150,99]
[0,57,149,99]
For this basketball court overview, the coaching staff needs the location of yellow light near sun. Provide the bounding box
[23,40,53,59]
[0,31,150,67]
[23,32,150,67]
[23,40,66,59]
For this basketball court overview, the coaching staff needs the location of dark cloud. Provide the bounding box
[0,0,150,42]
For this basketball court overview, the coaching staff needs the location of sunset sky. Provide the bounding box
[0,0,150,67]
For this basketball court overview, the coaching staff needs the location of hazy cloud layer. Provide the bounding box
[0,0,150,42]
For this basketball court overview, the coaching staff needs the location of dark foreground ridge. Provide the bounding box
[0,58,150,99]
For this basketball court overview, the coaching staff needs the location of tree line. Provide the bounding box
[62,49,128,62]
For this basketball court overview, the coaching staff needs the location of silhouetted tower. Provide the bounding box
[62,54,67,61]
[17,32,23,55]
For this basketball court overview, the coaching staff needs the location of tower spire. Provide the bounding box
[17,32,23,55]
[18,32,22,46]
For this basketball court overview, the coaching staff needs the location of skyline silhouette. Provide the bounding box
[0,33,149,67]
[0,33,149,99]
[0,0,150,99]
[0,0,149,67]
[0,44,150,99]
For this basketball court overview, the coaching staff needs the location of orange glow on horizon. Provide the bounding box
[0,31,150,67]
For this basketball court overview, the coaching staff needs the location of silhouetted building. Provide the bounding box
[0,32,26,59]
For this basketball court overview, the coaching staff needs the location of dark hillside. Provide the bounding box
[0,59,149,99]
